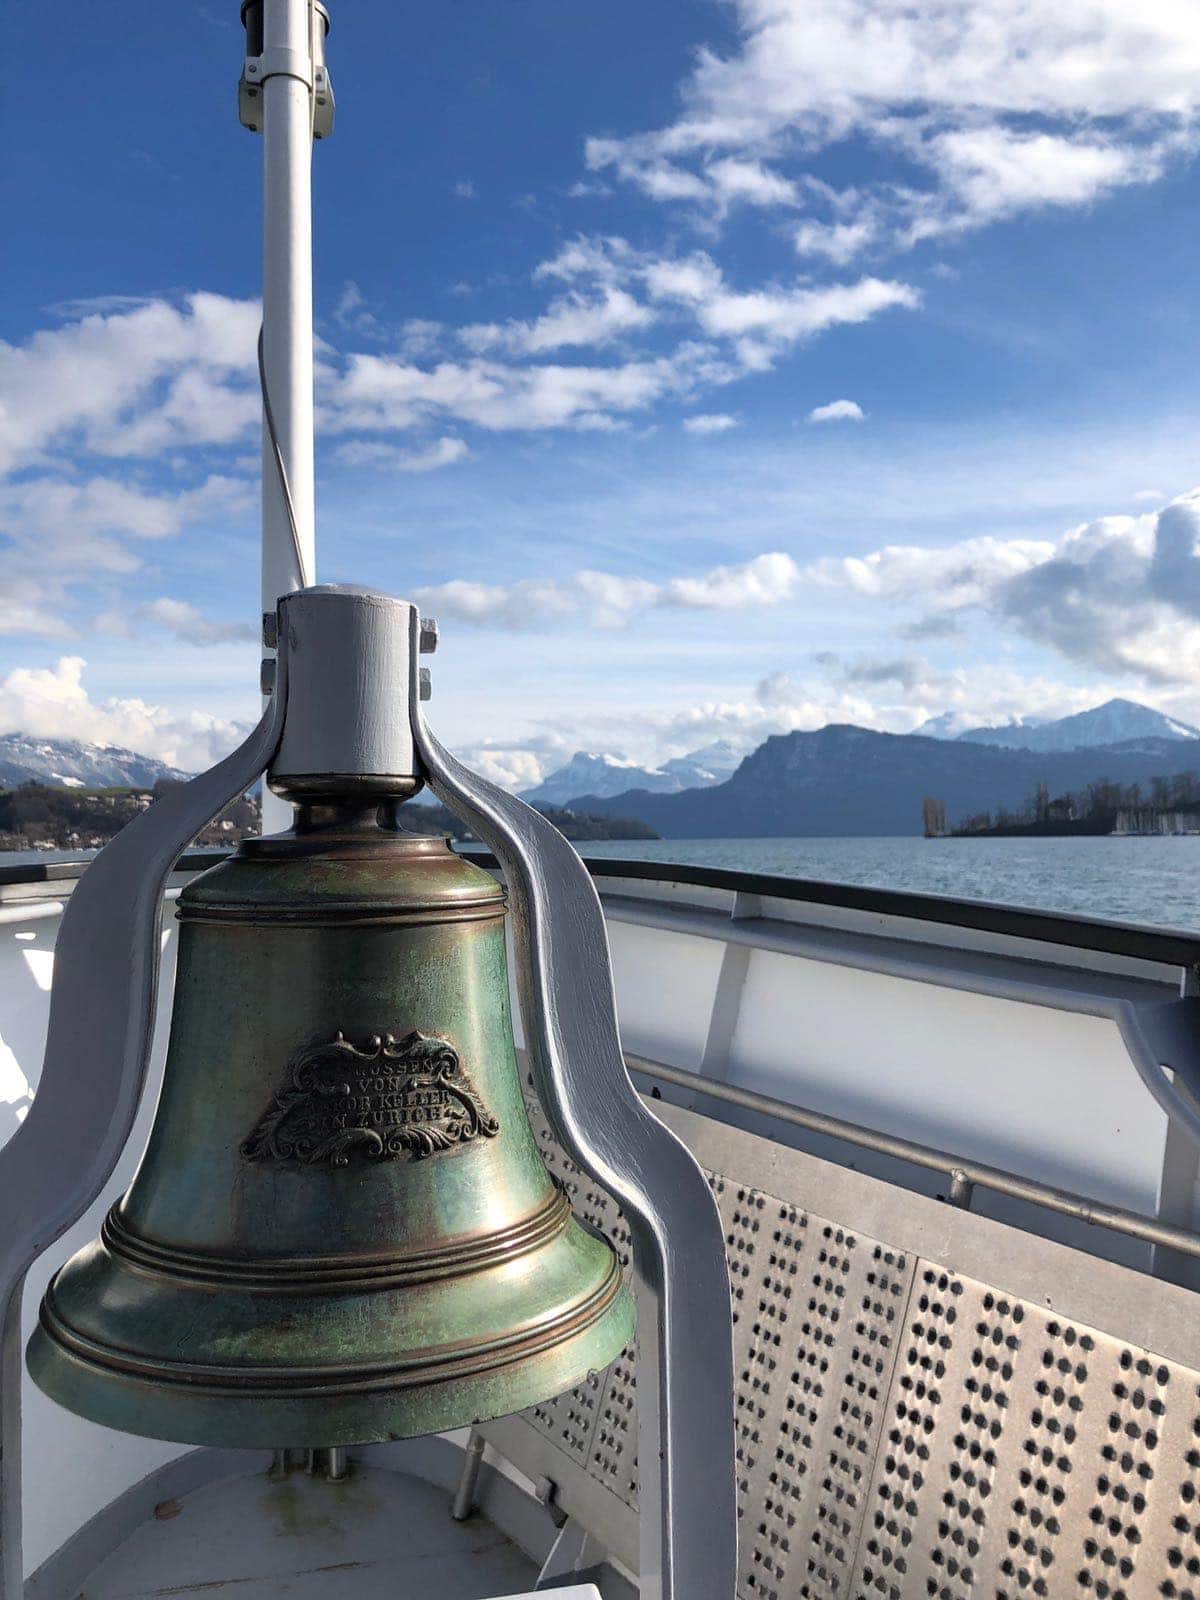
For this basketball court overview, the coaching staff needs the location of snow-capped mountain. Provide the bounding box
[0,734,189,790]
[520,743,744,808]
[520,753,681,807]
[957,699,1200,753]
[659,740,745,786]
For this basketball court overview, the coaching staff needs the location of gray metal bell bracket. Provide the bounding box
[0,643,292,1599]
[405,607,738,1600]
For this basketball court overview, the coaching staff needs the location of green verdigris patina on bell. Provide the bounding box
[27,802,634,1448]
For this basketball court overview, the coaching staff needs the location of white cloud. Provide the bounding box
[460,287,654,356]
[0,473,248,550]
[757,660,1128,738]
[665,552,798,608]
[0,656,249,772]
[138,598,258,646]
[397,319,447,359]
[0,292,259,475]
[683,413,739,434]
[453,745,548,792]
[805,489,1200,686]
[927,127,1160,230]
[0,578,73,641]
[0,473,254,640]
[663,270,919,353]
[585,1,1200,250]
[808,398,864,423]
[793,217,879,265]
[806,533,1056,607]
[414,551,800,631]
[527,237,919,376]
[333,436,470,472]
[705,157,798,209]
[325,342,725,436]
[1135,488,1166,502]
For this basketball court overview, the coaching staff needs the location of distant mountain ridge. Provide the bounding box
[520,740,743,807]
[573,725,1200,839]
[931,698,1200,753]
[6,700,1199,844]
[0,734,188,790]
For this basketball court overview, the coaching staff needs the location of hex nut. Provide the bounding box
[419,617,439,655]
[418,667,432,701]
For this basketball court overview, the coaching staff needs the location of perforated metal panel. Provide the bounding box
[484,1098,1200,1599]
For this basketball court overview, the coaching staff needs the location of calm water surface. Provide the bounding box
[577,835,1200,935]
[6,835,1200,935]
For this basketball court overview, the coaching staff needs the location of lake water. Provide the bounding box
[576,835,1200,935]
[5,835,1200,935]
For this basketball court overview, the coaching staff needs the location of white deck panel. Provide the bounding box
[728,943,1167,1209]
[75,1460,538,1600]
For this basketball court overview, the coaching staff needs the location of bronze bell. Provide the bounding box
[27,796,634,1447]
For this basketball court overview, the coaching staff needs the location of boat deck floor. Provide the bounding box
[76,1459,539,1600]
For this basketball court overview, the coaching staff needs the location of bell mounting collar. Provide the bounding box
[268,586,423,802]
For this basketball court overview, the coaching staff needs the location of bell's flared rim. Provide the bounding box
[26,1254,635,1449]
[36,1248,625,1394]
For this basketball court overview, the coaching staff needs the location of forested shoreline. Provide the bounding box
[928,772,1200,837]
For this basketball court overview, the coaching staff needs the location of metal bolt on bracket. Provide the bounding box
[419,617,439,655]
[418,668,432,701]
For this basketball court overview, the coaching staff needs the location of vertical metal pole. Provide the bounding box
[260,0,317,833]
[450,1430,486,1521]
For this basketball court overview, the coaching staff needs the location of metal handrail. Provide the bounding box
[629,1053,1200,1263]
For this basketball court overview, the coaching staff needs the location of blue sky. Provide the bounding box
[4,1,1200,785]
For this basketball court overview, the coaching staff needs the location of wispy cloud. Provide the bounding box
[683,413,739,434]
[332,436,469,473]
[414,552,800,630]
[808,399,864,423]
[0,474,253,640]
[460,287,654,356]
[137,598,258,646]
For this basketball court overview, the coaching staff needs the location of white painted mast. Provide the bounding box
[239,0,333,828]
